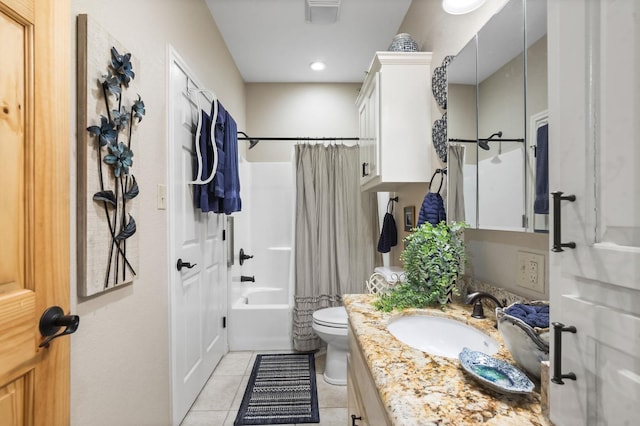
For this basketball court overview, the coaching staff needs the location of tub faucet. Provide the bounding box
[240,275,255,282]
[464,292,505,323]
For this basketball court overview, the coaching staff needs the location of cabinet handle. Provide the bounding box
[551,191,577,252]
[362,162,369,177]
[351,414,363,426]
[551,322,577,384]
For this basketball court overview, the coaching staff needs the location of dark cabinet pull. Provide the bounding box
[362,162,369,177]
[351,414,362,426]
[551,322,577,384]
[176,258,196,271]
[551,191,577,252]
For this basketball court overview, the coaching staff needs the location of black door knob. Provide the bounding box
[39,306,80,348]
[177,258,197,271]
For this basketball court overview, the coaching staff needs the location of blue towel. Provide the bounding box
[194,100,242,214]
[418,192,446,226]
[504,303,549,328]
[534,124,549,214]
[219,105,241,214]
[212,102,226,201]
[377,212,397,253]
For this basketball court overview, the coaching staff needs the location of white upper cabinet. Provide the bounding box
[356,52,433,192]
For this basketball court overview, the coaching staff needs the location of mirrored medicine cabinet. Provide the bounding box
[447,0,548,233]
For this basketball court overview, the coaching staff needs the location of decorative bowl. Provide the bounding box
[496,301,550,379]
[458,348,534,395]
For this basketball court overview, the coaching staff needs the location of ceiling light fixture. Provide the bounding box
[305,0,341,24]
[442,0,486,15]
[310,61,326,71]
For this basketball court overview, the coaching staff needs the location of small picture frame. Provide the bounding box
[404,206,416,231]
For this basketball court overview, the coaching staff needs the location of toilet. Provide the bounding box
[312,306,348,385]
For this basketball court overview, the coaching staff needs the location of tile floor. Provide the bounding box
[180,351,347,426]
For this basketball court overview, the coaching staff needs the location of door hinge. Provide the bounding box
[223,230,226,241]
[522,215,528,228]
[222,316,227,328]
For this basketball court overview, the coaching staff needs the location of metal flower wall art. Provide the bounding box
[85,47,145,293]
[77,14,145,297]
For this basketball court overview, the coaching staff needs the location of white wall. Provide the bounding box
[244,83,361,162]
[69,1,245,425]
[390,0,549,299]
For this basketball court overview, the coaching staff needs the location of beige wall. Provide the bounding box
[244,83,361,162]
[390,0,549,299]
[66,1,547,423]
[69,1,245,425]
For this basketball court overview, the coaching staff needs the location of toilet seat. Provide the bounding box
[312,307,348,329]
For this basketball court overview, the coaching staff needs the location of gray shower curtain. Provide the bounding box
[292,144,379,351]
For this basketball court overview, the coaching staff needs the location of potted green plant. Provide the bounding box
[373,221,467,312]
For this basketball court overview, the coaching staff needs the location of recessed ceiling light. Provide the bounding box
[310,61,326,71]
[442,0,486,15]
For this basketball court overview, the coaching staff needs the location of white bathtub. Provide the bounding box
[228,287,293,351]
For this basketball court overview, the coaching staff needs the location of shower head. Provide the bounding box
[478,131,503,151]
[237,131,260,149]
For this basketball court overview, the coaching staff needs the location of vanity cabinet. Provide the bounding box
[347,323,390,426]
[356,52,433,192]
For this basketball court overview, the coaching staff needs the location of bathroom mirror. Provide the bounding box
[446,36,478,228]
[525,0,548,232]
[447,0,548,232]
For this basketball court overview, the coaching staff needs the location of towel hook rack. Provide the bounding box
[386,196,398,213]
[428,168,447,193]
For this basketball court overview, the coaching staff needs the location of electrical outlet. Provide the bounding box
[516,251,545,293]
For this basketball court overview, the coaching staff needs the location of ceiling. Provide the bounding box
[205,0,413,84]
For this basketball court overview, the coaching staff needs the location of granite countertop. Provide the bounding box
[343,293,551,426]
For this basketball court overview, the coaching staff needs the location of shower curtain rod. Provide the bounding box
[237,131,359,149]
[448,138,525,143]
[237,131,359,142]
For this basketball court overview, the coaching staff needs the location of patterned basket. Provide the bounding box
[366,272,399,294]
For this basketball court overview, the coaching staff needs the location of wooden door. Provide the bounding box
[168,51,227,425]
[548,0,640,424]
[0,0,70,425]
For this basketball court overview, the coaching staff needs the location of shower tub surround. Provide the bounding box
[344,293,550,425]
[229,162,294,351]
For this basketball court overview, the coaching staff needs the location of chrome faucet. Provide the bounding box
[464,292,505,322]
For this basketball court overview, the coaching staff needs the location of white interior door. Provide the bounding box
[169,49,228,425]
[548,1,640,424]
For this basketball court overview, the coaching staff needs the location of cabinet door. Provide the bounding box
[347,355,369,426]
[358,73,379,185]
[548,0,640,424]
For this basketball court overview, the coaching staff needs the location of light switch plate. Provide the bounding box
[516,251,545,293]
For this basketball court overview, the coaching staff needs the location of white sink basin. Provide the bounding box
[387,315,499,358]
